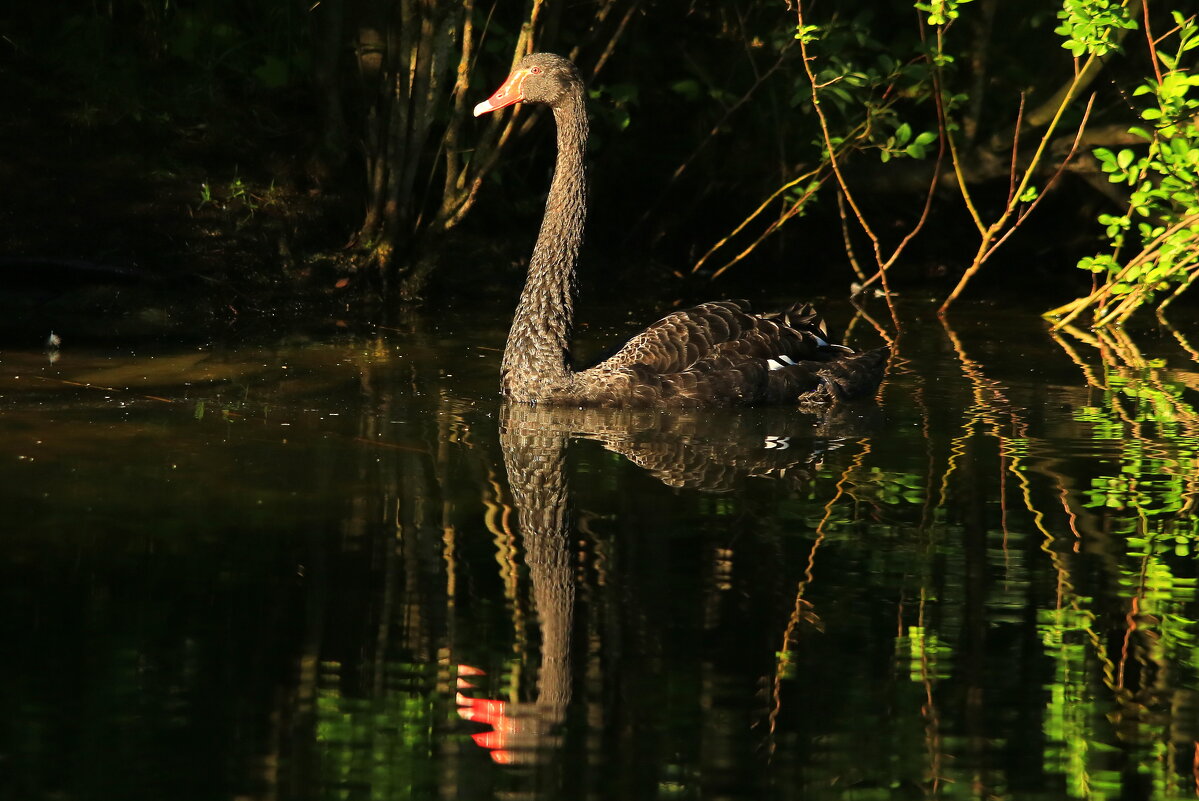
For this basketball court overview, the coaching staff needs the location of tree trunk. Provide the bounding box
[352,0,463,295]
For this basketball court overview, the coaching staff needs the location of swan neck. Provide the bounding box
[503,90,588,400]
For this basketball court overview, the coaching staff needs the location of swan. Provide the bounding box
[474,53,887,407]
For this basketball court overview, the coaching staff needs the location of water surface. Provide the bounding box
[3,299,1198,800]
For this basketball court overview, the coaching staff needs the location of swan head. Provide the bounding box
[473,53,582,117]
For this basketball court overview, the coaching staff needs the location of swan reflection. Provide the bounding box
[456,402,876,765]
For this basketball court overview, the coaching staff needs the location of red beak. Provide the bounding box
[473,69,530,117]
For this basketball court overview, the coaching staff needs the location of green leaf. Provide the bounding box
[829,86,853,103]
[670,79,702,102]
[1116,149,1135,170]
[795,23,821,43]
[1142,107,1162,120]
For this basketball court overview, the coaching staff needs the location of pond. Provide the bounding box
[2,295,1198,800]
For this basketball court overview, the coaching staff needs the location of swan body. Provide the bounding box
[474,53,887,408]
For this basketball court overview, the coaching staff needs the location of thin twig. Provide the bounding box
[794,1,898,325]
[837,190,866,281]
[1005,92,1025,209]
[692,166,826,274]
[939,54,1099,315]
[1141,0,1164,86]
[986,92,1097,256]
[709,177,828,279]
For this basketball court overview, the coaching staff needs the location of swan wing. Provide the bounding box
[595,299,840,374]
[589,300,752,374]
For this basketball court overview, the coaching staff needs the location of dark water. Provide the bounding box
[3,298,1199,800]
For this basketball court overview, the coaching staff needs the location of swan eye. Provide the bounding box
[530,66,542,75]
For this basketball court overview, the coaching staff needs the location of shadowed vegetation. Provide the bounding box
[0,1,1195,318]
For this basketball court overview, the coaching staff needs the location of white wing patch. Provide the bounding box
[767,354,798,371]
[812,333,855,353]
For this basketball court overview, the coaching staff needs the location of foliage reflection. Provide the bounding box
[2,304,1198,800]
